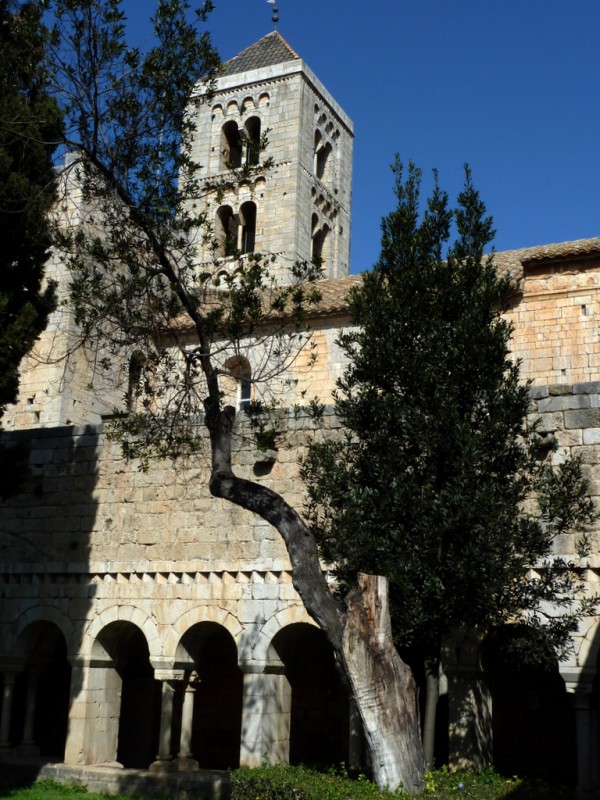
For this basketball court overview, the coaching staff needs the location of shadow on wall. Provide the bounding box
[443,625,578,788]
[0,424,100,764]
[270,623,351,770]
[0,425,356,775]
[482,626,576,787]
[568,615,600,799]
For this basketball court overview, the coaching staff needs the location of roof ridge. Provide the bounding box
[270,30,301,61]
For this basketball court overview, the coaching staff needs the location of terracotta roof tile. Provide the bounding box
[171,237,600,333]
[493,236,600,283]
[221,32,300,77]
[308,274,363,316]
[310,237,600,315]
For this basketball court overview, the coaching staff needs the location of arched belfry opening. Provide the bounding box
[243,116,261,166]
[311,217,329,267]
[221,120,242,169]
[175,622,243,769]
[216,205,239,258]
[270,623,350,768]
[239,201,257,255]
[91,621,160,769]
[316,142,332,182]
[9,621,71,758]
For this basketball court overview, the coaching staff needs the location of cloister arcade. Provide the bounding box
[0,611,352,773]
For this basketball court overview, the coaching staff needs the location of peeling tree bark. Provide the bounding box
[343,574,425,794]
[206,406,425,794]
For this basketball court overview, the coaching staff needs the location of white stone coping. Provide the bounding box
[193,60,354,134]
[0,559,294,575]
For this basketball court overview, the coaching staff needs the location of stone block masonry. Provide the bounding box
[0,409,351,773]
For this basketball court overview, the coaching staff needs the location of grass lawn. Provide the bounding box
[0,781,145,800]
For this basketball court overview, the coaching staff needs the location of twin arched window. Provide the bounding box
[221,117,261,171]
[215,201,257,258]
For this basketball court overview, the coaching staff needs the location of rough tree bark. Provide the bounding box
[206,403,426,794]
[343,574,425,793]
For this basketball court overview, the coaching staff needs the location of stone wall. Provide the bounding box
[0,410,344,657]
[506,252,600,386]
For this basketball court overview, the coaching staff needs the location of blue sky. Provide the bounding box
[123,0,600,273]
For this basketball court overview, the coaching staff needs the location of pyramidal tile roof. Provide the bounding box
[221,31,300,77]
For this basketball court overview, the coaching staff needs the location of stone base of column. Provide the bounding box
[148,757,175,773]
[173,756,199,772]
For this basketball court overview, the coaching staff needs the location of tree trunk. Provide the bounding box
[342,574,425,794]
[422,659,440,769]
[207,409,425,793]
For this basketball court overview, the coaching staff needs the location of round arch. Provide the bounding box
[568,616,600,669]
[9,619,71,758]
[166,606,243,663]
[482,624,576,785]
[4,604,76,659]
[82,604,160,661]
[252,604,315,664]
[270,622,349,768]
[174,621,243,770]
[90,619,160,769]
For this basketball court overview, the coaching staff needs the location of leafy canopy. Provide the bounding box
[302,159,596,668]
[0,0,60,418]
[0,0,61,497]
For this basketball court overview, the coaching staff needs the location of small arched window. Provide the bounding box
[216,205,239,257]
[239,201,257,255]
[244,117,261,166]
[225,356,252,411]
[221,120,242,169]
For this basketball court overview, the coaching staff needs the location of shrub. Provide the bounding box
[229,765,577,800]
[230,764,409,800]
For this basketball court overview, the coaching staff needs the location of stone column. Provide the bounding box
[174,671,200,772]
[239,662,291,767]
[16,671,40,756]
[446,664,492,769]
[149,669,185,773]
[64,657,122,767]
[564,679,597,800]
[0,673,17,748]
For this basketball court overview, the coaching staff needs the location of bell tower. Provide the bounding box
[189,31,354,283]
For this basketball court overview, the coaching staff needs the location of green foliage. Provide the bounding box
[231,764,409,800]
[421,767,574,799]
[229,765,575,800]
[302,159,596,671]
[0,0,60,418]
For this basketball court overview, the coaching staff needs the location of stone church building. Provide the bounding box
[2,29,600,798]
